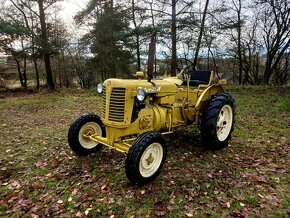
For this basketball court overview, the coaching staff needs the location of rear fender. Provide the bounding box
[195,85,224,111]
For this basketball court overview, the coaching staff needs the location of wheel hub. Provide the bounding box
[216,105,233,141]
[78,122,102,149]
[139,142,163,178]
[146,154,155,165]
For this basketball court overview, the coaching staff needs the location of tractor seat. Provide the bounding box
[182,70,212,86]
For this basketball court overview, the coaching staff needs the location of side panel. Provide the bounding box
[105,106,154,144]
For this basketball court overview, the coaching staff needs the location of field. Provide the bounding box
[0,86,289,217]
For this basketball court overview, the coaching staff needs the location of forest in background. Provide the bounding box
[0,0,289,90]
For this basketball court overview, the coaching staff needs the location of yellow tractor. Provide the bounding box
[68,37,235,186]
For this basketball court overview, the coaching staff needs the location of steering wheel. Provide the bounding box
[176,58,194,72]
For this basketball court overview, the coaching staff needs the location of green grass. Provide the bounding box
[0,86,289,217]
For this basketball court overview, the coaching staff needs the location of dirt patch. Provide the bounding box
[0,87,37,99]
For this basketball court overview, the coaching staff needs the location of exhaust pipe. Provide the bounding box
[147,32,156,82]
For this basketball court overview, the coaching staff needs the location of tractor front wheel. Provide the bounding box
[201,93,235,150]
[125,132,167,186]
[68,114,105,156]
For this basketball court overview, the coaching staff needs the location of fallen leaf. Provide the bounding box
[72,188,79,195]
[108,198,115,204]
[156,209,166,216]
[8,181,21,190]
[185,212,194,217]
[230,210,245,217]
[31,183,41,190]
[35,161,43,168]
[85,210,89,216]
[167,205,174,212]
[207,174,212,178]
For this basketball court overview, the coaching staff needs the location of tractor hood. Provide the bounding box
[103,78,180,97]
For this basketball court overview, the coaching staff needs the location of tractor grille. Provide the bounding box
[101,87,106,119]
[104,88,126,122]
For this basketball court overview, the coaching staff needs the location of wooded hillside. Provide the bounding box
[0,0,289,89]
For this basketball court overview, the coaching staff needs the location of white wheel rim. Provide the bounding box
[139,142,163,178]
[78,122,102,149]
[216,105,233,141]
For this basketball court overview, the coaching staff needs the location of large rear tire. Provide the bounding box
[125,132,167,186]
[68,114,105,156]
[201,93,235,150]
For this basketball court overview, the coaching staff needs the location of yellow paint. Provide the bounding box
[136,71,144,79]
[92,72,225,153]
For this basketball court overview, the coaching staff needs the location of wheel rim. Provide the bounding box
[216,105,233,141]
[139,142,163,178]
[78,122,102,149]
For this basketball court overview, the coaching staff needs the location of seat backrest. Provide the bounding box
[189,70,211,83]
[182,70,212,86]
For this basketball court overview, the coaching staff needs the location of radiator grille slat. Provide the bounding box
[108,88,126,122]
[101,88,106,119]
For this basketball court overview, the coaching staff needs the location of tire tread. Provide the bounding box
[68,114,105,156]
[125,132,167,186]
[200,93,235,150]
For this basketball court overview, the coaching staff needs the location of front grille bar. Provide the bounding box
[108,88,126,122]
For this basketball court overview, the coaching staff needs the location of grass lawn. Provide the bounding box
[0,86,289,217]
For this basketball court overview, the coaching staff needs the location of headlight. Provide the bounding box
[137,89,147,101]
[97,83,103,93]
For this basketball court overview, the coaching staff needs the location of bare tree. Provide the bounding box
[259,0,290,84]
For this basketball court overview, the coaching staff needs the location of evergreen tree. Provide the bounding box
[80,2,133,82]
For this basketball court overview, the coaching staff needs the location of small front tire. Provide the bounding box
[68,114,105,156]
[125,132,167,186]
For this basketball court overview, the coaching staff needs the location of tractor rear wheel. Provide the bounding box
[201,93,235,150]
[125,132,167,186]
[68,114,105,156]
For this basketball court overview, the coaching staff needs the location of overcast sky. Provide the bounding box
[59,0,88,24]
[56,0,90,39]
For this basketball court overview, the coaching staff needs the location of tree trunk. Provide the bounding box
[58,55,62,88]
[132,0,141,71]
[23,56,27,88]
[20,39,27,88]
[38,0,54,90]
[149,0,157,76]
[237,0,242,85]
[170,0,177,76]
[33,58,40,89]
[14,56,25,87]
[193,0,210,68]
[44,53,54,90]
